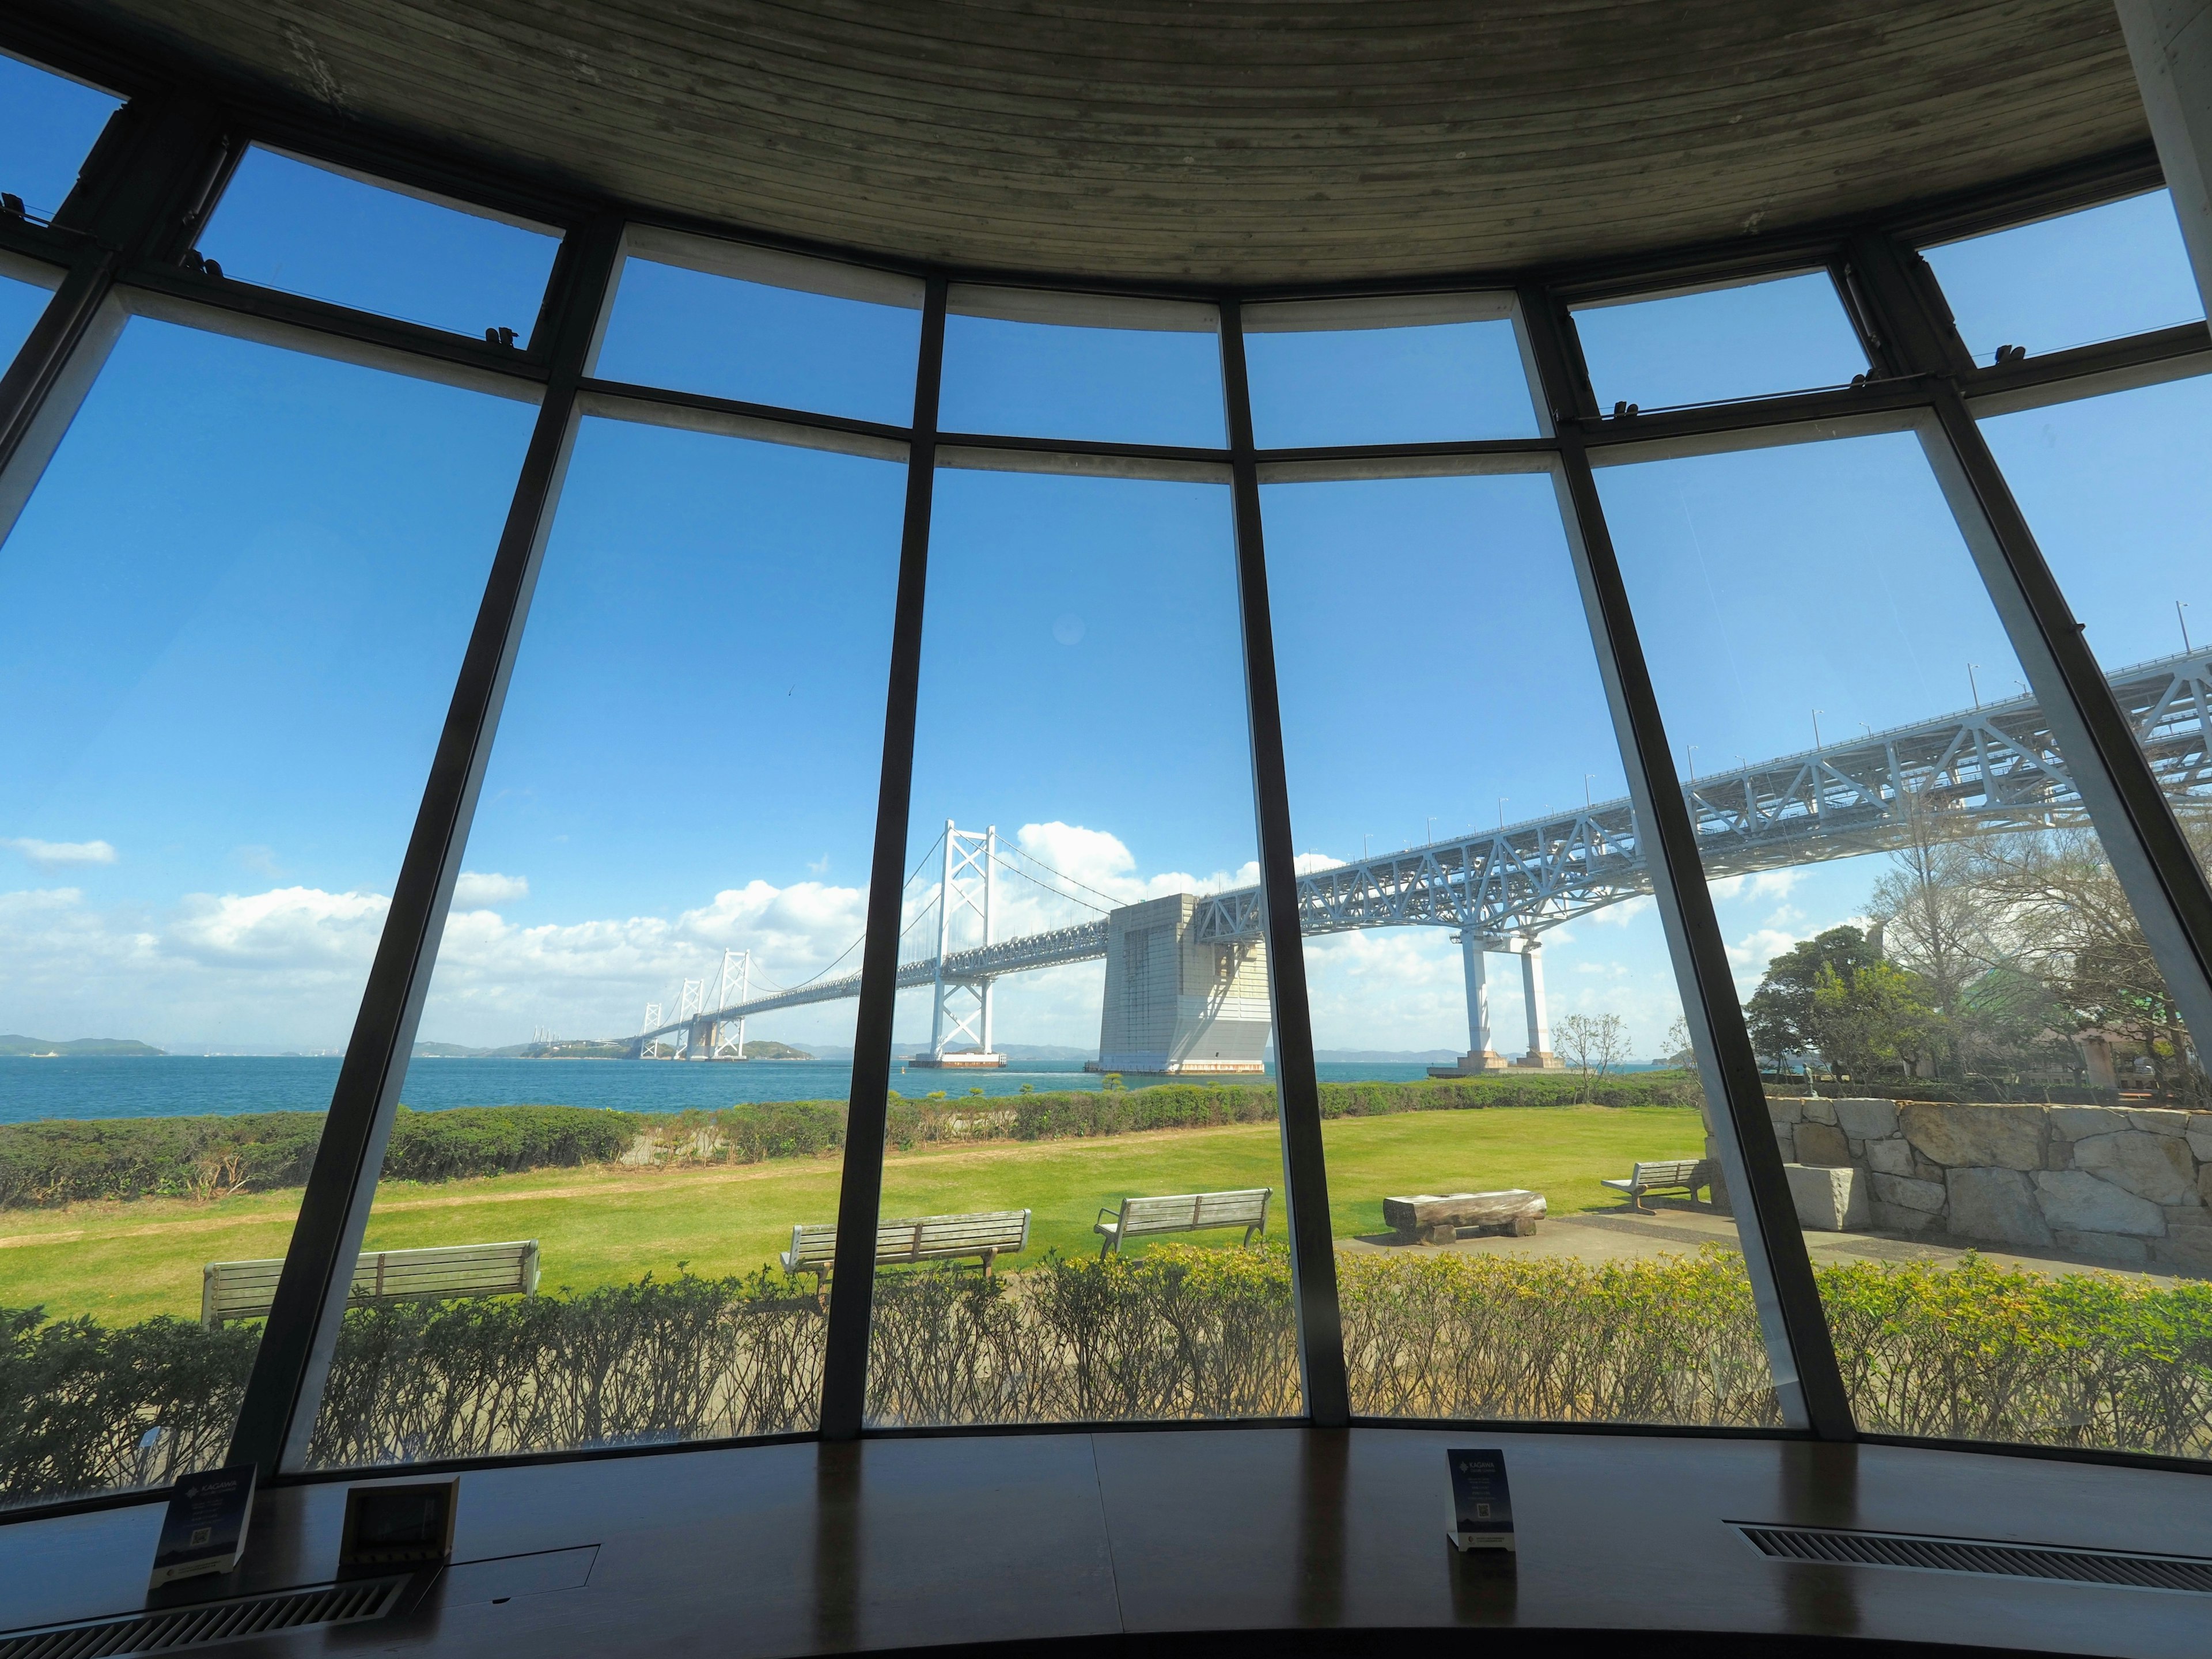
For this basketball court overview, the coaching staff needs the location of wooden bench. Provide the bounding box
[1094,1187,1271,1256]
[1601,1158,1719,1213]
[202,1240,540,1328]
[1382,1190,1546,1245]
[780,1210,1031,1279]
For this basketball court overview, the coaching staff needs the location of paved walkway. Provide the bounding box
[1338,1199,2191,1283]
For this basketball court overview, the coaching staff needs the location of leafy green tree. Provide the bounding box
[1743,925,1884,1076]
[1808,960,1938,1081]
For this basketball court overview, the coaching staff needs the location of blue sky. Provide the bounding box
[3,46,2208,1064]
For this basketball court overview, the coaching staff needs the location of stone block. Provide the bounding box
[1767,1096,1805,1124]
[2165,1203,2211,1228]
[1945,1168,2053,1248]
[1803,1098,1838,1125]
[2187,1113,2212,1165]
[2033,1170,2166,1237]
[2151,1232,2212,1274]
[1867,1138,1915,1176]
[2070,1131,2198,1205]
[1900,1101,2045,1171]
[1785,1163,1869,1231]
[1870,1172,1947,1214]
[2202,1163,2212,1207]
[1793,1120,1852,1168]
[1871,1199,1940,1233]
[2046,1140,2075,1172]
[2048,1105,2122,1141]
[1912,1154,1948,1184]
[1833,1097,1900,1141]
[2052,1228,2151,1266]
[2126,1108,2191,1137]
[1770,1126,1796,1164]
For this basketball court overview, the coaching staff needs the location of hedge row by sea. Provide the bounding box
[0,1073,1702,1210]
[9,1248,2212,1505]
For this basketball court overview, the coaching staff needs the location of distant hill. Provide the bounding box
[1314,1048,1460,1065]
[412,1037,815,1061]
[0,1034,166,1057]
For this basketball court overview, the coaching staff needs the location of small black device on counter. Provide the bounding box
[150,1464,257,1588]
[339,1480,459,1570]
[1445,1447,1516,1552]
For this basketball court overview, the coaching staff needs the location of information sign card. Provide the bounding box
[150,1464,257,1588]
[1445,1447,1515,1552]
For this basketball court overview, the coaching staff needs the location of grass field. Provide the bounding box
[0,1105,1705,1324]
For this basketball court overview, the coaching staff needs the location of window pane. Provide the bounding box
[1924,191,2205,367]
[1265,472,1777,1427]
[201,146,560,342]
[308,419,904,1469]
[0,51,120,224]
[595,234,921,425]
[940,289,1224,446]
[0,320,531,1508]
[1980,374,2212,889]
[0,269,55,366]
[1601,430,2212,1459]
[1244,297,1540,447]
[867,468,1287,1426]
[1572,271,1867,412]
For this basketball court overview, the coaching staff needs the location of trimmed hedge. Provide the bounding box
[0,1071,1705,1211]
[12,1246,2212,1505]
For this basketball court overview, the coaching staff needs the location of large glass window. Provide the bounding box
[1243,296,1541,448]
[939,289,1224,447]
[0,51,120,225]
[1600,428,2212,1458]
[1265,469,1777,1427]
[308,418,904,1469]
[1980,374,2212,891]
[594,232,922,425]
[865,466,1290,1426]
[0,320,532,1507]
[1923,191,2205,366]
[200,147,562,342]
[1571,270,1867,413]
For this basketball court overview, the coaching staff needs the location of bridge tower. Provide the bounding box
[916,820,1006,1068]
[1093,894,1271,1075]
[710,948,751,1059]
[637,1001,665,1060]
[1430,934,1561,1075]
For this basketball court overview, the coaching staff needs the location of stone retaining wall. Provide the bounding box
[1766,1096,2212,1273]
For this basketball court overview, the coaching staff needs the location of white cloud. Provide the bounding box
[5,837,116,869]
[453,870,529,907]
[1585,896,1654,927]
[1710,870,1804,903]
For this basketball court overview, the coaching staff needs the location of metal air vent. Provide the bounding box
[0,1576,410,1659]
[1737,1524,2212,1593]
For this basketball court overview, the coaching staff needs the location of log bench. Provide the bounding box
[781,1210,1031,1280]
[202,1240,540,1328]
[1382,1190,1546,1245]
[1600,1158,1718,1213]
[1094,1187,1271,1256]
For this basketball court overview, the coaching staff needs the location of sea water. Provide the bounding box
[0,1054,1441,1126]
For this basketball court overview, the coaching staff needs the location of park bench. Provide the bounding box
[780,1210,1031,1281]
[1601,1158,1719,1214]
[1382,1190,1546,1245]
[1093,1187,1272,1256]
[202,1240,541,1328]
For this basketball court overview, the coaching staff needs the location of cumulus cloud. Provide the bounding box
[1585,896,1653,927]
[453,870,529,907]
[1710,870,1804,902]
[5,837,116,869]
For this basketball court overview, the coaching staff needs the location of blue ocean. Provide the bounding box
[0,1055,1441,1126]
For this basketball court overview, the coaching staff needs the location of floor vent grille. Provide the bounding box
[1737,1524,2212,1593]
[0,1577,410,1659]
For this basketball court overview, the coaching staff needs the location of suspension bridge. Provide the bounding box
[631,649,2212,1075]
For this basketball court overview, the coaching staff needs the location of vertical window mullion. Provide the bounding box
[1516,285,1857,1442]
[817,276,948,1441]
[225,217,627,1476]
[1218,296,1350,1428]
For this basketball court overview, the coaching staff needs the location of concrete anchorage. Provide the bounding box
[1430,934,1562,1077]
[1090,894,1272,1075]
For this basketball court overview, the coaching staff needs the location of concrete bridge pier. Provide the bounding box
[1511,938,1562,1070]
[1430,933,1562,1076]
[1092,894,1271,1075]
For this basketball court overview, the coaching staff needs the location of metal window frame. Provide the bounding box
[3,29,2212,1517]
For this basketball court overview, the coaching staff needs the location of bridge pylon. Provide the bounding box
[1429,934,1562,1077]
[710,948,752,1059]
[914,820,1006,1069]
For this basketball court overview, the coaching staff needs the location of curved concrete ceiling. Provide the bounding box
[50,0,2149,283]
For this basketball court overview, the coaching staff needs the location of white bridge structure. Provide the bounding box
[633,649,2212,1075]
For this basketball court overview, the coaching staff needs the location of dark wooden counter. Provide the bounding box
[4,1427,2209,1658]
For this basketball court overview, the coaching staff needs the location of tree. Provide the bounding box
[1743,926,1884,1077]
[1555,1012,1630,1102]
[1807,960,1938,1082]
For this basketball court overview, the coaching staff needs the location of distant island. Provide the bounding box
[412,1037,817,1061]
[0,1033,166,1057]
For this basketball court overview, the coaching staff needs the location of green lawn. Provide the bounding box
[0,1105,1704,1324]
